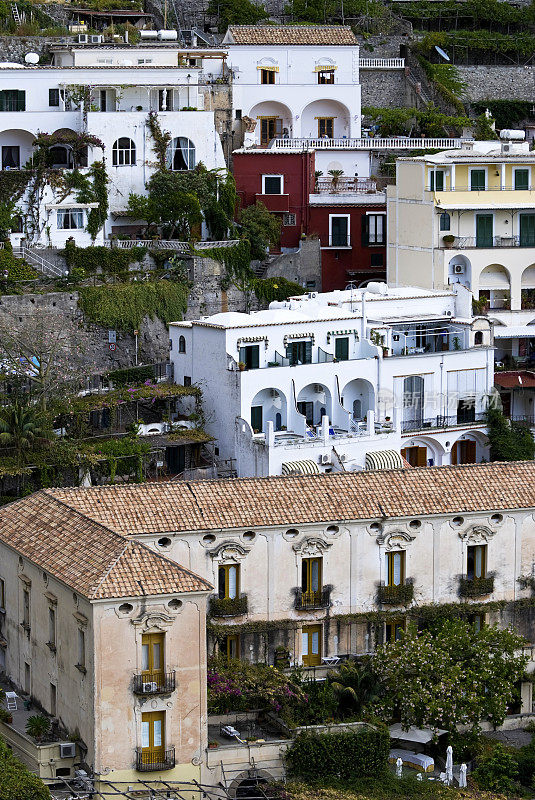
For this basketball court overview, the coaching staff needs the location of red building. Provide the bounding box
[233,147,387,291]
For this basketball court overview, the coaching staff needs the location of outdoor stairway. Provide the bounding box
[13,247,64,279]
[10,3,21,25]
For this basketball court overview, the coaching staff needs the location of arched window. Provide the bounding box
[178,335,186,353]
[275,412,282,430]
[166,137,195,171]
[474,331,483,345]
[440,212,451,231]
[112,138,136,166]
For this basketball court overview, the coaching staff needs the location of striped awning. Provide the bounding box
[314,65,337,71]
[257,65,279,72]
[365,450,406,471]
[282,459,320,476]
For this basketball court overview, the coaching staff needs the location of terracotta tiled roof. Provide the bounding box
[226,25,358,45]
[494,371,535,389]
[47,462,535,535]
[0,493,211,600]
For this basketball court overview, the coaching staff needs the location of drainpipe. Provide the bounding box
[360,292,367,341]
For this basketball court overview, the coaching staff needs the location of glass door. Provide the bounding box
[141,633,164,686]
[141,711,165,764]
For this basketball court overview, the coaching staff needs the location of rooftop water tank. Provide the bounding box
[157,29,178,40]
[140,30,158,39]
[500,129,525,141]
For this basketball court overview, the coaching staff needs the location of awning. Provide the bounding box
[256,65,279,72]
[389,724,447,744]
[314,65,337,71]
[494,326,535,339]
[282,459,320,476]
[365,450,405,471]
[45,202,99,209]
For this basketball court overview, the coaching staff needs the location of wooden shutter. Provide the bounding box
[401,447,407,460]
[417,447,427,466]
[361,214,370,246]
[451,443,458,465]
[466,440,476,463]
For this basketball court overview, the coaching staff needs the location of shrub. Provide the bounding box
[285,726,390,780]
[0,737,50,799]
[61,244,147,275]
[252,277,306,304]
[78,280,189,331]
[473,743,518,792]
[106,365,155,386]
[487,406,535,462]
[207,657,304,715]
[0,250,37,282]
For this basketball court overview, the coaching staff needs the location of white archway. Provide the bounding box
[248,100,293,144]
[300,99,351,139]
[250,388,287,433]
[0,128,35,169]
[478,264,511,310]
[341,378,375,421]
[297,383,332,426]
[448,254,472,289]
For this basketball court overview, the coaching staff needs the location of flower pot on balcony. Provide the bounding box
[443,235,455,249]
[238,362,246,371]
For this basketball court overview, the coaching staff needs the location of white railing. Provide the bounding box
[359,58,405,69]
[104,240,240,251]
[273,137,464,150]
[18,247,63,278]
[315,177,377,194]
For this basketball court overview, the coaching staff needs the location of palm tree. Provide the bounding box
[328,169,344,192]
[0,403,48,464]
[329,659,380,719]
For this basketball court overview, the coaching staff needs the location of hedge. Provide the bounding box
[285,727,390,780]
[106,365,155,386]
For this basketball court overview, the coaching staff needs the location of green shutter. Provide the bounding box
[476,215,493,247]
[515,169,529,190]
[520,215,535,247]
[304,340,312,364]
[471,170,485,191]
[335,337,349,361]
[17,91,25,111]
[251,406,262,432]
[250,345,259,370]
[435,171,444,191]
[0,92,5,112]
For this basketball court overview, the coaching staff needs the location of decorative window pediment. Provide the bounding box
[459,525,496,543]
[292,537,332,555]
[208,540,251,561]
[133,611,175,632]
[376,530,416,549]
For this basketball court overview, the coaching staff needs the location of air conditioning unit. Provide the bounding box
[314,384,323,394]
[77,34,88,43]
[270,389,278,398]
[453,264,464,274]
[60,743,76,759]
[339,453,347,462]
[320,453,330,464]
[89,34,103,43]
[143,681,158,693]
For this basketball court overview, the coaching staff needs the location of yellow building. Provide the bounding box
[387,139,535,315]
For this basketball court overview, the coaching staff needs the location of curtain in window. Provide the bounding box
[57,209,83,230]
[228,565,237,599]
[141,722,150,749]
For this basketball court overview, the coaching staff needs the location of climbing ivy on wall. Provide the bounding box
[78,280,189,331]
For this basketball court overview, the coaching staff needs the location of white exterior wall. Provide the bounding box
[228,44,361,144]
[136,508,535,662]
[0,63,225,245]
[170,288,494,476]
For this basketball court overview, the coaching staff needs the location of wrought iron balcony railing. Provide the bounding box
[401,412,486,434]
[132,671,176,695]
[135,747,175,772]
[294,588,331,610]
[458,574,495,599]
[378,579,414,606]
[209,594,248,618]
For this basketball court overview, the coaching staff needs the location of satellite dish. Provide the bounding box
[25,52,39,64]
[434,45,450,62]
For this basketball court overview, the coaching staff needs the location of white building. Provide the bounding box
[170,284,494,477]
[0,42,226,247]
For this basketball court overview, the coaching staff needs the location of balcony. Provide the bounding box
[255,193,289,212]
[443,235,535,249]
[327,234,351,248]
[209,594,248,618]
[132,671,176,695]
[272,137,463,150]
[458,575,495,599]
[401,412,487,434]
[135,747,175,772]
[314,177,379,195]
[294,588,331,610]
[378,580,414,606]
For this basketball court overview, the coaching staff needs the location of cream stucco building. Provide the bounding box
[0,491,211,791]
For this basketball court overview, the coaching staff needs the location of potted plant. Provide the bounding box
[328,168,344,192]
[238,361,246,371]
[314,170,323,191]
[208,740,219,749]
[0,708,12,724]
[383,346,389,357]
[25,715,51,742]
[443,235,455,248]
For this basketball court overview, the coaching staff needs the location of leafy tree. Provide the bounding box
[239,202,281,261]
[127,172,202,241]
[329,659,380,719]
[207,0,268,32]
[0,736,50,800]
[371,619,528,734]
[0,403,50,464]
[473,113,498,140]
[487,406,535,461]
[0,201,16,241]
[0,311,95,411]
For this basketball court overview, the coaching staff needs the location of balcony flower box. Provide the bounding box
[209,594,248,618]
[458,575,494,598]
[378,579,414,606]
